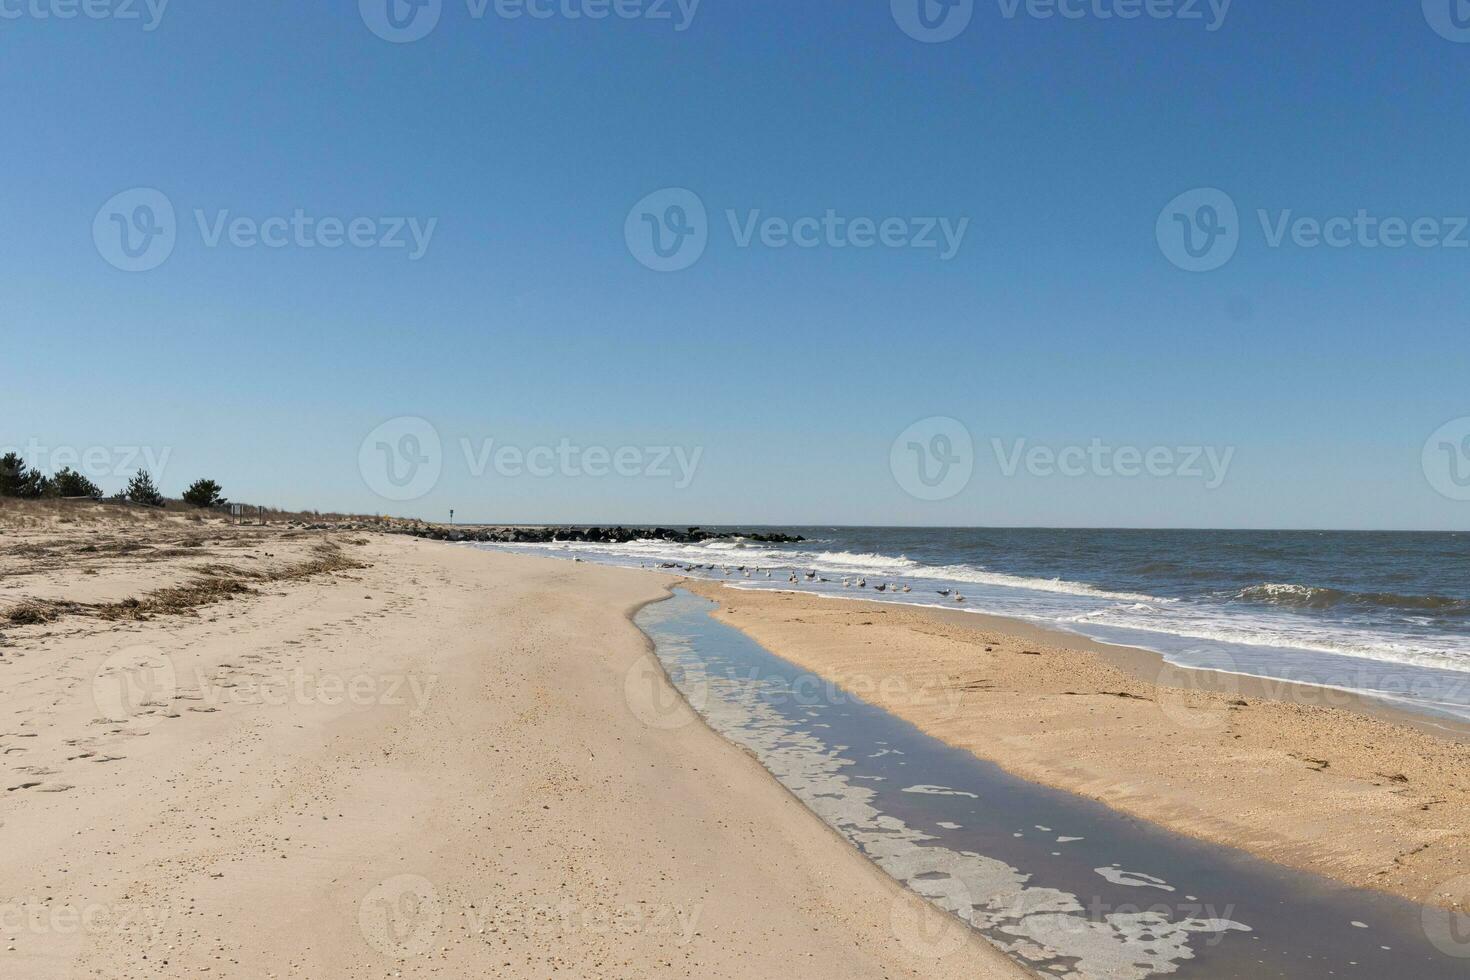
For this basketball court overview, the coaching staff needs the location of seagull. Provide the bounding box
[937,589,951,597]
[857,578,867,588]
[788,573,799,584]
[874,583,887,592]
[954,593,966,603]
[901,585,912,593]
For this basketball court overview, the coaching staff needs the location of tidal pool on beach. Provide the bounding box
[635,589,1468,979]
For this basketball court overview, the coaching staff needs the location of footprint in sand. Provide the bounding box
[7,781,73,793]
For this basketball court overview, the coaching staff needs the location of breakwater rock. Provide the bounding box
[397,525,805,545]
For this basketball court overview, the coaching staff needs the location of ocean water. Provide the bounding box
[475,527,1470,724]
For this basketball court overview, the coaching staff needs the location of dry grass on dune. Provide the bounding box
[96,576,257,622]
[0,494,391,531]
[94,544,365,622]
[2,495,374,630]
[4,601,60,626]
[0,496,158,530]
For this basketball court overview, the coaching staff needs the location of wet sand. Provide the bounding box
[687,580,1470,913]
[0,505,1024,978]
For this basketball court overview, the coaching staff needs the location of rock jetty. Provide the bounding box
[394,525,805,545]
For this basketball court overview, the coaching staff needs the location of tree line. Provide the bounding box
[0,452,227,510]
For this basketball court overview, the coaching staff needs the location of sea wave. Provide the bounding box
[808,550,920,571]
[925,565,1166,604]
[1236,583,1470,615]
[1067,603,1470,674]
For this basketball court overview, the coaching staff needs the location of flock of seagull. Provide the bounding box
[650,561,967,603]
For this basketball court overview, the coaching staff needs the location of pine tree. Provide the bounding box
[125,469,166,507]
[49,468,103,500]
[0,452,46,499]
[182,478,227,509]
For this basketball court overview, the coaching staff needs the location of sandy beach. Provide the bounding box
[687,580,1470,912]
[0,503,1024,978]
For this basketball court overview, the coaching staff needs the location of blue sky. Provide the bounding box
[4,1,1469,529]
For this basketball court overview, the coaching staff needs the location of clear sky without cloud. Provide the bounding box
[4,1,1470,530]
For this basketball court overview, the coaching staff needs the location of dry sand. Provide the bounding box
[689,581,1470,914]
[0,502,1024,978]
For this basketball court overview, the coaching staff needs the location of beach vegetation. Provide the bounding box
[125,469,166,507]
[0,452,47,499]
[48,467,103,500]
[182,478,227,509]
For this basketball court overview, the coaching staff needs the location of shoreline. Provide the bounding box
[755,586,1470,743]
[0,507,1024,978]
[464,536,1470,733]
[685,578,1470,910]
